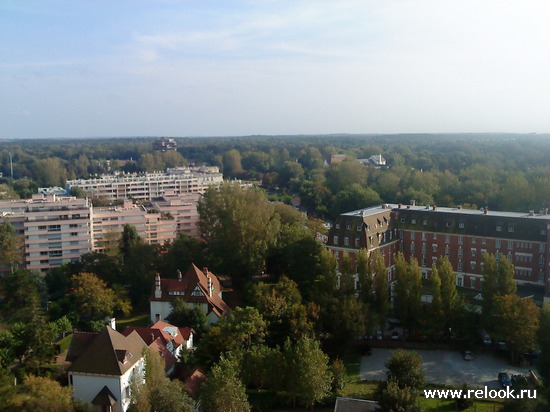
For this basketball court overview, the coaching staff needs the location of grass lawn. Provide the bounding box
[116,313,151,330]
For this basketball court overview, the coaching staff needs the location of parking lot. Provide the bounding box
[360,348,531,388]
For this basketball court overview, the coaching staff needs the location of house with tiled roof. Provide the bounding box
[66,326,148,412]
[122,320,194,375]
[150,264,231,325]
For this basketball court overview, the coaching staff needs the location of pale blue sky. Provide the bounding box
[1,1,549,138]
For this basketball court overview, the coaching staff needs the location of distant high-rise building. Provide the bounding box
[152,137,177,152]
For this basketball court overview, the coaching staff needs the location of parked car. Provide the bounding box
[463,350,474,361]
[375,330,384,340]
[498,372,512,387]
[391,331,400,341]
[482,333,492,346]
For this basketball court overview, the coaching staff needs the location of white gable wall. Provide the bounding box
[70,358,145,412]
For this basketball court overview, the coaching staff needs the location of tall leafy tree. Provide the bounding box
[198,183,280,285]
[201,356,251,412]
[437,257,458,321]
[373,251,389,330]
[493,294,540,364]
[0,221,23,273]
[385,349,425,390]
[284,337,332,409]
[429,263,444,337]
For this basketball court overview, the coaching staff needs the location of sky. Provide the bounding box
[1,0,550,139]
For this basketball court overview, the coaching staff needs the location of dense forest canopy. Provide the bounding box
[1,133,550,218]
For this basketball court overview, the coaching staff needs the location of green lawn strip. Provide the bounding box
[116,313,151,330]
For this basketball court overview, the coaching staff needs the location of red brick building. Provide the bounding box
[327,203,550,302]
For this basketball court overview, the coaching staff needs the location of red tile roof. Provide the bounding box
[151,264,231,319]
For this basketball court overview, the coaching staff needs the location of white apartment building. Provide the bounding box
[67,167,223,201]
[0,193,197,273]
[0,195,92,273]
[149,193,201,239]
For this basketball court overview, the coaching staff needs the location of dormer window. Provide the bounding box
[191,287,203,297]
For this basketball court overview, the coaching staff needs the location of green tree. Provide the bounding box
[378,378,420,412]
[0,184,19,200]
[429,263,443,336]
[0,221,24,273]
[222,149,244,178]
[493,294,540,364]
[254,276,315,346]
[71,272,131,323]
[33,157,67,186]
[8,375,74,412]
[198,183,280,285]
[201,356,251,412]
[437,257,458,321]
[373,251,389,330]
[385,349,425,390]
[0,269,42,323]
[482,254,516,331]
[284,337,332,408]
[167,300,209,335]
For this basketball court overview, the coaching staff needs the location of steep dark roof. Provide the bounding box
[92,386,117,407]
[67,327,147,376]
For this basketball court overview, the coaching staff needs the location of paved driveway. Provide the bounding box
[360,348,531,388]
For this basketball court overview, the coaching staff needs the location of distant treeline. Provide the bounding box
[1,133,550,218]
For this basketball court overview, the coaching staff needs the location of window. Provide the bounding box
[411,219,417,224]
[496,226,502,232]
[470,261,476,270]
[459,222,465,229]
[355,238,360,247]
[191,287,203,297]
[422,243,426,254]
[508,227,515,233]
[400,218,405,223]
[432,244,438,253]
[48,225,61,232]
[70,223,78,228]
[445,245,450,256]
[335,224,340,229]
[423,219,428,226]
[456,277,463,287]
[411,242,415,253]
[457,260,463,271]
[458,236,463,244]
[422,232,427,240]
[38,225,46,230]
[482,237,486,245]
[344,236,349,246]
[508,240,513,249]
[346,224,351,230]
[496,239,501,248]
[410,232,416,240]
[458,247,463,258]
[421,255,426,267]
[471,249,476,257]
[445,234,450,243]
[333,236,339,244]
[357,225,362,231]
[445,221,451,228]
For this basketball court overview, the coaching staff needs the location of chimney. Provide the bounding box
[154,273,162,299]
[411,199,416,206]
[208,275,212,297]
[177,270,182,281]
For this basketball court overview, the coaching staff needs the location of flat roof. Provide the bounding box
[342,204,550,221]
